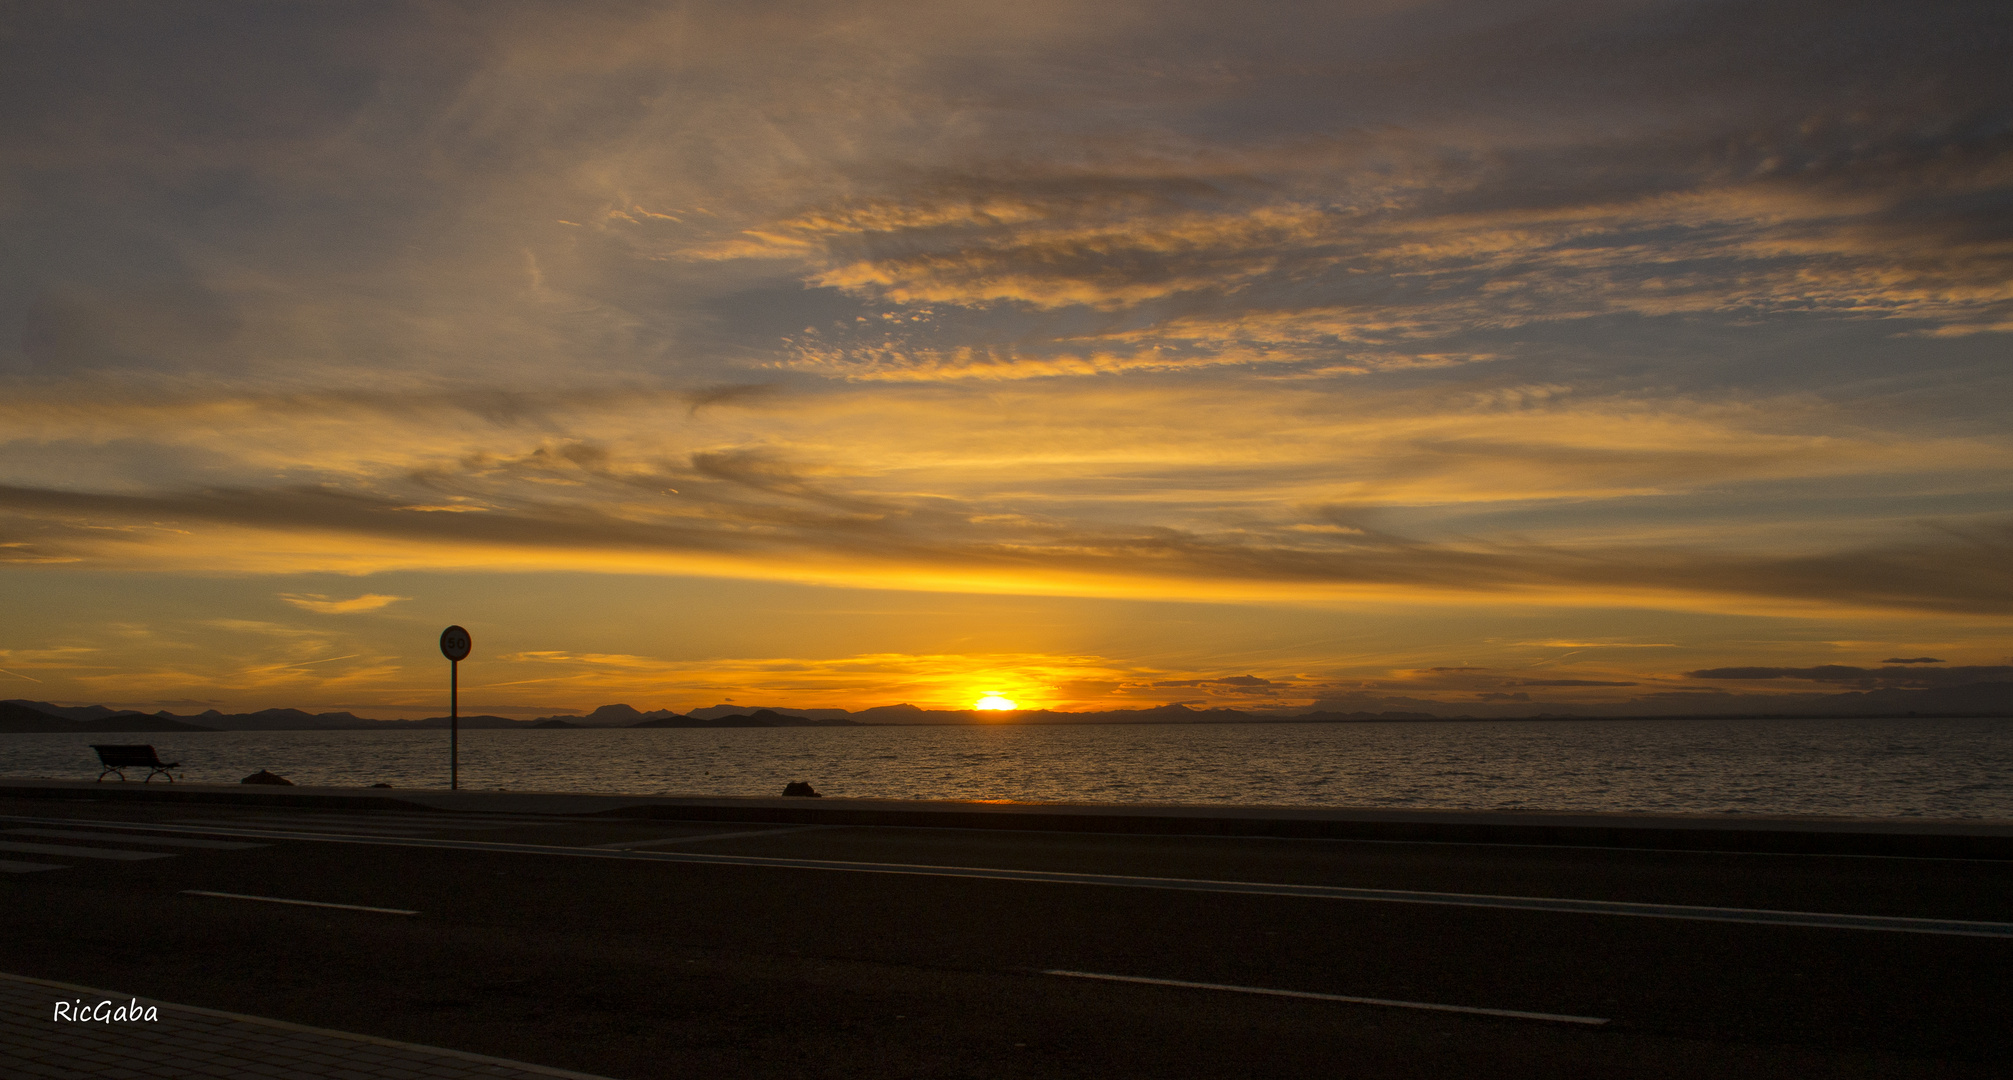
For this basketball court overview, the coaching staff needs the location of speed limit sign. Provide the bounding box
[439,625,471,661]
[439,625,471,790]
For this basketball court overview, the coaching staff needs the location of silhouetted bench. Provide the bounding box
[91,744,179,783]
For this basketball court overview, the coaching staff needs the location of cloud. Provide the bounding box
[481,649,1288,711]
[1513,679,1638,687]
[707,87,2013,383]
[682,384,782,413]
[5,474,2011,617]
[1516,641,1679,649]
[278,593,411,614]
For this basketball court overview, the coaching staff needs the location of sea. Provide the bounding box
[6,716,2012,818]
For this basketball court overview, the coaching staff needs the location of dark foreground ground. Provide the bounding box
[1,784,2009,1079]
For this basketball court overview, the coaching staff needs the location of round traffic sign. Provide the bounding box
[439,625,471,662]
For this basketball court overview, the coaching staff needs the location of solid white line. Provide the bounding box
[890,822,2012,862]
[7,828,265,850]
[178,814,531,831]
[169,818,448,835]
[8,813,2011,938]
[1044,969,1610,1025]
[596,824,835,849]
[181,890,418,915]
[0,840,174,861]
[213,810,566,824]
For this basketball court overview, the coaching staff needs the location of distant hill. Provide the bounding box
[685,704,858,722]
[362,715,526,729]
[1288,710,1442,722]
[564,703,688,726]
[853,703,927,721]
[630,713,771,728]
[1296,681,2013,720]
[4,700,143,722]
[631,709,860,728]
[0,701,215,733]
[177,708,379,731]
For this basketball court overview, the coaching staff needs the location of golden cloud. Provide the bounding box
[278,593,412,614]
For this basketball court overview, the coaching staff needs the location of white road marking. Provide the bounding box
[0,859,66,873]
[596,824,835,849]
[0,840,174,861]
[168,818,446,836]
[230,810,565,825]
[172,814,446,826]
[357,813,566,825]
[900,823,2011,863]
[181,890,418,915]
[178,813,541,831]
[5,813,2010,938]
[1044,969,1610,1025]
[6,828,265,850]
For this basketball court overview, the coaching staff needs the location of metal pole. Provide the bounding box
[450,658,459,790]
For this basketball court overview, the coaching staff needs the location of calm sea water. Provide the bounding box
[6,717,2011,818]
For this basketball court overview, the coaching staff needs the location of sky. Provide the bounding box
[1,0,2009,718]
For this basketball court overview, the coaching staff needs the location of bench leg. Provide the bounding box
[96,767,125,782]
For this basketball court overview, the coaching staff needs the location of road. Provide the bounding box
[3,792,2010,1078]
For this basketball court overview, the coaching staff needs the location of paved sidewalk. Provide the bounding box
[0,972,620,1079]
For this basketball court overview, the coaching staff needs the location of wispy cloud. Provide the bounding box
[3,475,2008,616]
[486,649,1182,711]
[279,593,410,614]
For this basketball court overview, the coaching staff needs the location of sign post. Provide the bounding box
[439,625,471,790]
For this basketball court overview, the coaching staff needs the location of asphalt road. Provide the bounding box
[3,794,2010,1079]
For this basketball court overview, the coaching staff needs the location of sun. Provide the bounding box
[973,694,1019,711]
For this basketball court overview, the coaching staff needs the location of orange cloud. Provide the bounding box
[278,593,410,614]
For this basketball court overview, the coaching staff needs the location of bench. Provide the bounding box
[91,744,179,783]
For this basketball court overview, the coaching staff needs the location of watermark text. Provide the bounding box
[52,998,159,1023]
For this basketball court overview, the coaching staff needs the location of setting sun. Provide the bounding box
[973,695,1019,711]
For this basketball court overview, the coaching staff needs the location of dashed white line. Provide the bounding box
[1044,970,1610,1025]
[181,890,419,915]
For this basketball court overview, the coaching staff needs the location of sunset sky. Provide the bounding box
[2,1,2009,717]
